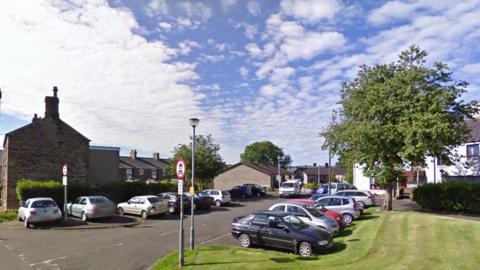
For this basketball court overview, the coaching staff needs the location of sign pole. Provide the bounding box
[62,164,68,223]
[176,160,186,267]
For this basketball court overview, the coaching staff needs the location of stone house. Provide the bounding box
[213,162,294,190]
[1,87,90,209]
[119,150,170,181]
[290,165,347,185]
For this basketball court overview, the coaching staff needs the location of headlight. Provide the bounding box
[317,240,329,246]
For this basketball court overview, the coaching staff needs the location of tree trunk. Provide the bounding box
[382,183,393,211]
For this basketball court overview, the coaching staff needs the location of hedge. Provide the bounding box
[412,182,480,214]
[16,179,177,206]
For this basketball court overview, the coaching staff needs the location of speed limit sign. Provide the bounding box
[176,160,186,180]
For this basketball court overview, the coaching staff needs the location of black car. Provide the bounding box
[243,183,267,197]
[231,211,333,257]
[193,192,214,210]
[229,186,250,199]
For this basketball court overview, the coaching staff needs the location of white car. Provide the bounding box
[18,197,62,228]
[117,195,169,219]
[201,189,231,207]
[279,180,301,197]
[334,190,376,209]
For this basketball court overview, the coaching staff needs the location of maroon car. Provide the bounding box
[193,192,214,210]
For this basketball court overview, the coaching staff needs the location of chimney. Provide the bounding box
[32,113,38,123]
[130,149,137,160]
[325,163,329,168]
[45,86,59,119]
[313,163,317,167]
[153,152,160,160]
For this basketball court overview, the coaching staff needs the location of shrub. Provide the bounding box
[304,182,319,190]
[412,182,480,214]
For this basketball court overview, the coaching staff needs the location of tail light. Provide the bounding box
[91,206,97,213]
[30,210,37,215]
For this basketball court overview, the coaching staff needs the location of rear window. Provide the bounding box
[282,183,294,188]
[90,197,109,204]
[222,191,230,196]
[148,197,162,204]
[342,199,351,205]
[304,205,324,218]
[31,200,57,208]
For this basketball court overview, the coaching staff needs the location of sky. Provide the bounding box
[0,0,479,166]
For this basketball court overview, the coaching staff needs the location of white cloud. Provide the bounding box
[280,0,343,23]
[245,24,257,39]
[157,21,172,32]
[178,1,212,22]
[247,1,261,16]
[280,31,346,61]
[176,17,201,30]
[221,0,238,12]
[239,67,249,77]
[461,63,480,74]
[245,43,263,58]
[145,0,168,17]
[178,40,201,55]
[0,0,208,156]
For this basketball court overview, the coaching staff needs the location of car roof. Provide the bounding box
[273,202,307,207]
[255,211,289,217]
[134,195,159,199]
[338,190,367,193]
[26,197,54,202]
[317,195,352,200]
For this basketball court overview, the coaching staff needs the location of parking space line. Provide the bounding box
[199,232,231,245]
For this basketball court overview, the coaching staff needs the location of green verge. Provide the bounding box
[0,211,17,223]
[152,209,480,270]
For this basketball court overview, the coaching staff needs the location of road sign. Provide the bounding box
[178,180,184,195]
[176,160,186,180]
[62,176,68,186]
[63,164,68,176]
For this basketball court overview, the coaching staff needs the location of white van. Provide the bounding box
[279,180,301,197]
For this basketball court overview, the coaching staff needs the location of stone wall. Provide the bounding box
[213,164,272,190]
[1,118,89,208]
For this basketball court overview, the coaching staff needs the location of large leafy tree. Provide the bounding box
[321,45,478,210]
[240,141,292,166]
[169,134,225,189]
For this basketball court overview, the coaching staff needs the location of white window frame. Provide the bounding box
[139,168,145,176]
[152,169,157,179]
[126,168,133,179]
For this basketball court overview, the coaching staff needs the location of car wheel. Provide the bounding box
[239,234,251,248]
[298,242,313,257]
[118,207,124,215]
[81,212,88,222]
[358,201,366,209]
[342,213,353,225]
[215,200,222,207]
[24,219,30,228]
[18,215,22,222]
[141,210,148,219]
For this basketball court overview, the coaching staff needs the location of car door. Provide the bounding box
[124,198,137,214]
[19,200,29,219]
[262,216,294,250]
[136,198,146,214]
[71,197,85,217]
[328,198,343,212]
[77,198,87,216]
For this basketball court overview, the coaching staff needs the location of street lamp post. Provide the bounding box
[189,118,199,250]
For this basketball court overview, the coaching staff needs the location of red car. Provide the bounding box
[288,199,346,228]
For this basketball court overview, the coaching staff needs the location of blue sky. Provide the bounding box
[0,0,479,165]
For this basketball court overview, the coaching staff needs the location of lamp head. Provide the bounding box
[189,118,200,127]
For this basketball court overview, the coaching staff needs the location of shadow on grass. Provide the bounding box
[338,229,353,237]
[187,259,269,266]
[357,215,379,221]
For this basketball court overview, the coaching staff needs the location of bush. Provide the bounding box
[16,179,177,206]
[304,182,319,190]
[412,182,480,214]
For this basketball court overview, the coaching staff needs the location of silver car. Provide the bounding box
[268,202,340,236]
[18,197,62,228]
[117,195,169,219]
[334,190,376,209]
[314,195,361,225]
[67,196,116,222]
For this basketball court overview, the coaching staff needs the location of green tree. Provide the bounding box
[169,134,225,190]
[240,141,292,166]
[321,45,478,210]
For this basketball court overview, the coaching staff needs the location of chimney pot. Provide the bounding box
[153,152,160,160]
[130,149,137,160]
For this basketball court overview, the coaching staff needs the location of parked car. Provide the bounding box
[67,196,115,222]
[287,199,346,228]
[201,189,231,207]
[313,195,361,225]
[279,180,301,197]
[334,190,376,209]
[229,186,250,199]
[192,192,214,210]
[158,192,191,213]
[243,183,267,197]
[315,182,356,195]
[268,202,339,236]
[117,195,169,219]
[18,197,62,228]
[231,211,333,256]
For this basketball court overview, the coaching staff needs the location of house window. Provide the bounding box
[152,170,157,179]
[126,169,132,179]
[437,156,446,166]
[466,144,479,158]
[139,169,145,176]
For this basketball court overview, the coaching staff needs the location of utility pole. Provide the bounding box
[277,155,281,185]
[328,150,332,195]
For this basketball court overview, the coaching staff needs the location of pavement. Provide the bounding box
[0,215,141,230]
[0,196,284,270]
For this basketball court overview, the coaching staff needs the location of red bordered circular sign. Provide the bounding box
[175,160,186,180]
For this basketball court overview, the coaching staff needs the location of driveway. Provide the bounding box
[0,196,282,270]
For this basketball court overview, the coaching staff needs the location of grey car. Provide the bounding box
[67,196,116,222]
[334,190,376,209]
[314,195,361,225]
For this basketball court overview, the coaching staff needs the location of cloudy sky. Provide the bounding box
[0,0,479,165]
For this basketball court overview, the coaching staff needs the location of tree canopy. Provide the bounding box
[321,45,478,210]
[169,134,224,188]
[240,141,292,166]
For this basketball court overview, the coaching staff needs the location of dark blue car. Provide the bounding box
[229,186,250,199]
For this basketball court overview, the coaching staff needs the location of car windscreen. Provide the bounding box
[89,197,109,204]
[283,215,306,229]
[147,197,162,204]
[281,183,294,188]
[304,205,324,217]
[31,200,57,208]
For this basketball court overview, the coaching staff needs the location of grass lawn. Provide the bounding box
[0,211,17,223]
[152,209,480,270]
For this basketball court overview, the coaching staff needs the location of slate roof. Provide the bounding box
[119,156,157,170]
[218,162,294,176]
[466,118,480,142]
[141,157,170,168]
[302,166,347,176]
